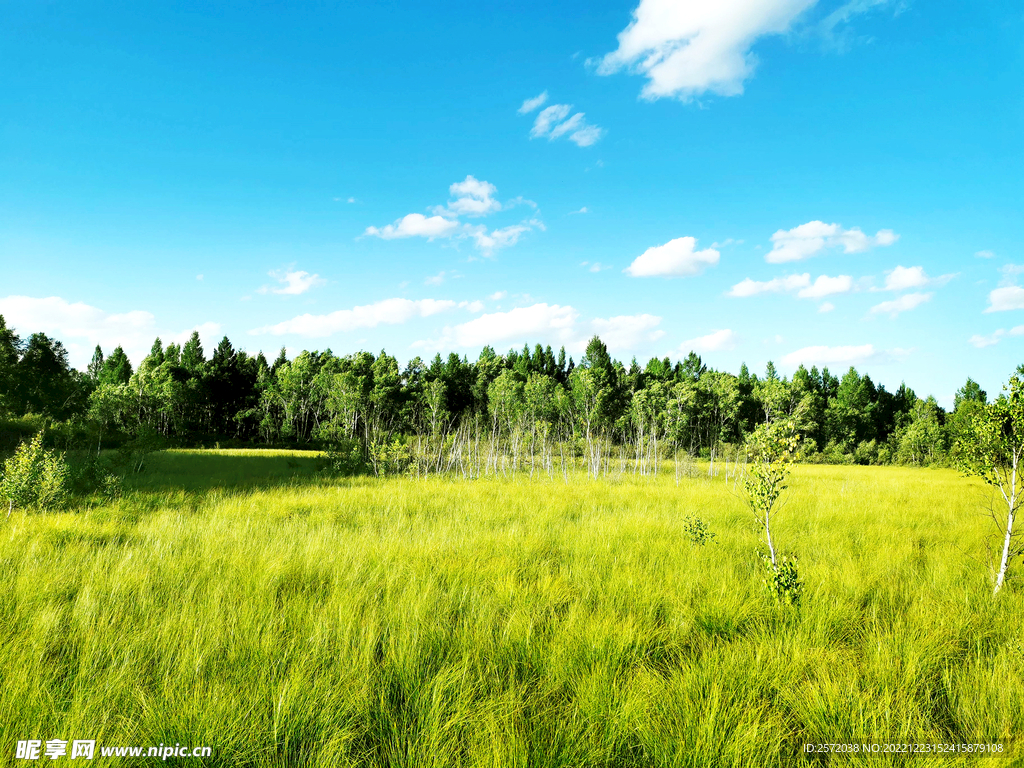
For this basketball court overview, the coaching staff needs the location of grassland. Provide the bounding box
[0,450,1021,766]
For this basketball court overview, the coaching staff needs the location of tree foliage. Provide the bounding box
[0,313,996,476]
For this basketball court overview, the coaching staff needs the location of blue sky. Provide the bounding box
[1,0,1021,406]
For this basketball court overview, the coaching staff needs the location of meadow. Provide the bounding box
[0,450,1021,767]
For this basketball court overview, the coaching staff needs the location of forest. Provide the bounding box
[0,312,1000,475]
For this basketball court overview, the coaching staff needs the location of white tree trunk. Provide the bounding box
[994,449,1019,595]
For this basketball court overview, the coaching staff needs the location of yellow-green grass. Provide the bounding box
[0,452,1021,766]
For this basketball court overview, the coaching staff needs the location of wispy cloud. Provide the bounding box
[250,298,458,338]
[767,220,897,263]
[869,292,932,318]
[782,342,911,368]
[678,329,739,353]
[425,270,462,287]
[592,314,665,349]
[969,326,1024,348]
[415,304,663,354]
[520,94,604,147]
[518,91,549,114]
[258,269,326,296]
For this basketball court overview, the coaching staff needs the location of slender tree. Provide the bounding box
[953,375,1024,595]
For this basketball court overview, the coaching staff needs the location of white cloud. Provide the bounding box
[465,223,533,256]
[882,265,956,292]
[969,326,1024,348]
[549,112,585,139]
[975,250,995,259]
[797,274,853,299]
[518,91,549,114]
[250,298,457,338]
[365,213,460,240]
[869,292,932,318]
[196,274,204,281]
[436,175,501,217]
[425,271,447,286]
[726,272,850,300]
[531,104,572,138]
[366,177,540,254]
[678,328,738,353]
[624,236,720,278]
[569,206,589,215]
[458,300,485,313]
[590,314,665,350]
[0,295,220,368]
[985,286,1024,313]
[488,291,507,301]
[427,303,580,349]
[782,343,876,367]
[417,305,665,354]
[767,220,898,263]
[567,124,604,147]
[168,322,223,350]
[728,273,810,297]
[998,264,1024,286]
[528,101,604,147]
[818,302,835,313]
[597,0,816,101]
[260,269,326,296]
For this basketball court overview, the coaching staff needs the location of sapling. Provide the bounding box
[743,419,798,568]
[953,375,1024,596]
[744,419,803,604]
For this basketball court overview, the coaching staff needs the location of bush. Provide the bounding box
[0,432,69,516]
[762,553,802,607]
[682,515,716,545]
[320,438,367,476]
[368,436,412,477]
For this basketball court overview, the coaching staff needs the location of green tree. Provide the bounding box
[744,419,798,569]
[953,375,1024,595]
[99,346,133,386]
[17,333,77,419]
[87,345,105,381]
[0,315,21,416]
[180,332,205,373]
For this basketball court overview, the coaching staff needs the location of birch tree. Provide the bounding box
[744,419,798,568]
[954,375,1024,596]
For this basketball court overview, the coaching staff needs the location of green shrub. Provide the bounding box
[368,436,412,477]
[0,432,69,516]
[320,438,367,476]
[762,553,802,607]
[682,515,716,545]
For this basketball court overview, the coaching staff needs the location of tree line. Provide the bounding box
[0,313,999,476]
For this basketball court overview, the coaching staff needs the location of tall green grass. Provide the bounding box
[0,451,1020,766]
